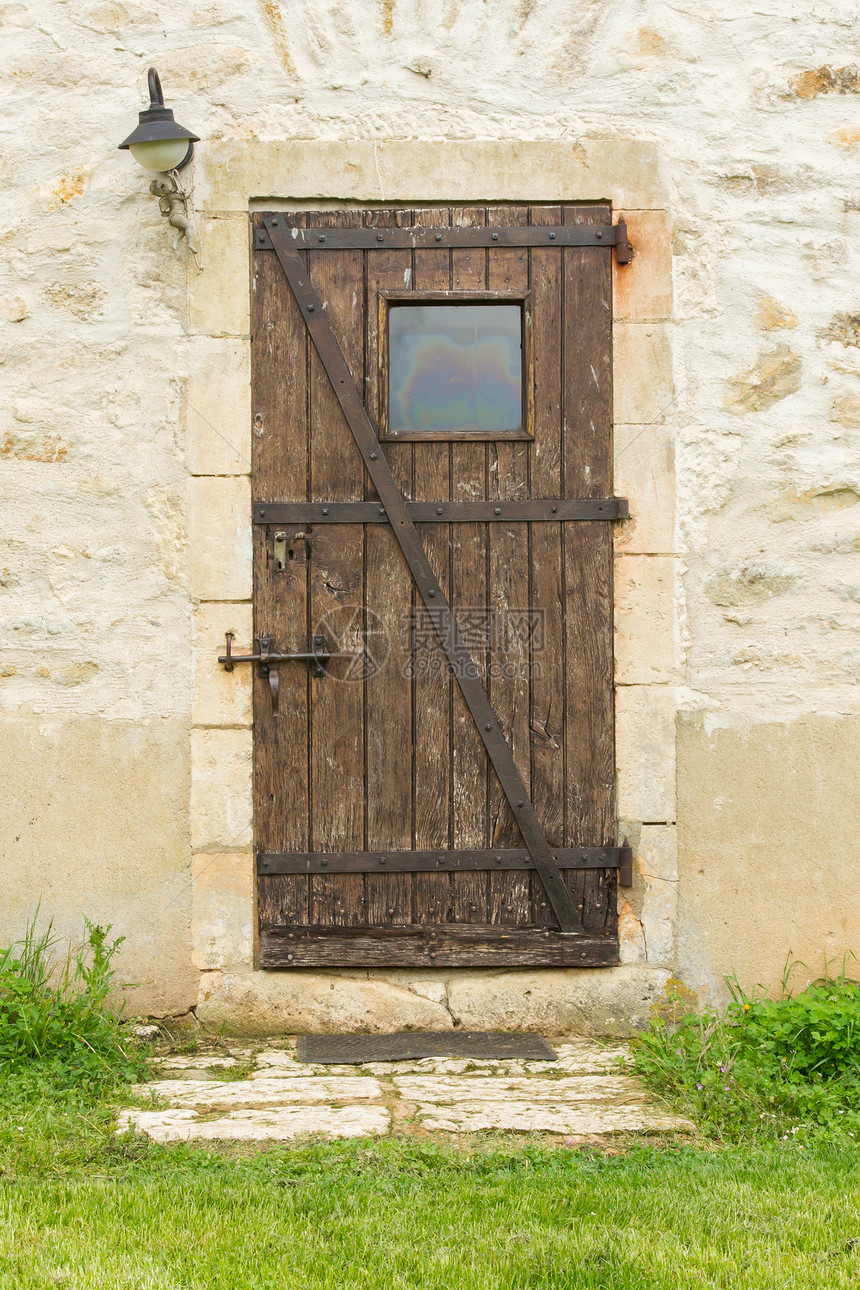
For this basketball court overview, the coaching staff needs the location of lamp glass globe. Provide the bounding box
[129,138,190,173]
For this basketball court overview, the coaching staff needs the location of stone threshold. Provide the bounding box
[117,1037,694,1144]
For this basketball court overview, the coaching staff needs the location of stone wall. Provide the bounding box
[1,0,858,1028]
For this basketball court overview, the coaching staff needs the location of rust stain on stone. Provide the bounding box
[53,169,87,205]
[258,0,297,76]
[382,0,394,36]
[788,65,860,98]
[724,343,802,415]
[819,312,860,348]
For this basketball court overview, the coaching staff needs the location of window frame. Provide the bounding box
[377,289,535,442]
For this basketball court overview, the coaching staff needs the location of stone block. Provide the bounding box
[615,555,677,684]
[186,338,251,475]
[199,139,670,214]
[190,729,252,851]
[196,970,455,1035]
[614,323,673,425]
[614,424,675,554]
[445,964,670,1036]
[616,686,676,822]
[188,217,249,336]
[613,210,672,322]
[189,476,252,601]
[191,852,254,971]
[0,715,197,1018]
[637,825,678,966]
[192,602,253,727]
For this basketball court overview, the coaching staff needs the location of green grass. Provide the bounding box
[1,1075,860,1290]
[3,922,860,1288]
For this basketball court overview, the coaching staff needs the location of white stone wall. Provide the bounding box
[2,0,859,1023]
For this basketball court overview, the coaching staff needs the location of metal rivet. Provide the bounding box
[517,800,524,808]
[595,231,603,240]
[496,855,503,863]
[377,233,384,242]
[370,453,377,460]
[272,218,279,226]
[379,508,385,516]
[308,304,315,312]
[288,933,294,939]
[388,909,395,917]
[470,904,477,911]
[551,506,557,513]
[428,589,435,597]
[379,855,387,864]
[485,723,492,731]
[321,858,328,867]
[492,232,499,240]
[549,231,556,240]
[319,234,326,242]
[580,952,587,959]
[322,508,329,515]
[494,506,501,515]
[287,953,294,961]
[435,233,442,242]
[430,932,437,940]
[430,952,437,959]
[436,506,443,515]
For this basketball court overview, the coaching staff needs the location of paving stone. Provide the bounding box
[414,1102,692,1134]
[393,1075,646,1105]
[135,1076,384,1109]
[118,1105,390,1144]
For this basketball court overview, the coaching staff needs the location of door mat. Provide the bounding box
[296,1032,557,1064]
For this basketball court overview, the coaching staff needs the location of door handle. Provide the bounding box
[219,633,350,711]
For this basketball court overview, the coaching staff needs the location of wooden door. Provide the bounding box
[250,204,629,969]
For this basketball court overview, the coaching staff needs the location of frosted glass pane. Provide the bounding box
[389,304,522,435]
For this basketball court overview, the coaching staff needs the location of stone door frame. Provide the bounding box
[185,139,678,1023]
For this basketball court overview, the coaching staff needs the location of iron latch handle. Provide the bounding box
[219,632,338,676]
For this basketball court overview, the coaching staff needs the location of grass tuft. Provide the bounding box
[0,912,148,1095]
[632,956,860,1142]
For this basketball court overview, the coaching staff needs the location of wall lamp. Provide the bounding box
[119,68,201,257]
[119,67,199,173]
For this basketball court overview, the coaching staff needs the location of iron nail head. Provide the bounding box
[370,452,377,460]
[322,508,329,515]
[494,507,501,515]
[549,231,556,240]
[436,506,443,514]
[377,233,384,241]
[435,233,442,242]
[492,232,499,240]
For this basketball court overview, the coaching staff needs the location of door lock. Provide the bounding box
[219,632,346,712]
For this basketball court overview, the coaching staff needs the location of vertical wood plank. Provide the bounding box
[412,206,453,924]
[528,204,566,927]
[364,208,413,926]
[487,205,532,924]
[562,204,616,930]
[252,213,310,927]
[306,212,365,925]
[449,206,489,923]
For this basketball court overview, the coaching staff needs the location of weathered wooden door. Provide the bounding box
[250,204,630,970]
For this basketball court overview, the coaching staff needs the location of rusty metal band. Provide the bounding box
[254,224,627,253]
[254,498,629,525]
[258,847,627,875]
[265,215,584,933]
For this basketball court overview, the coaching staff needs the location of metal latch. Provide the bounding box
[219,632,345,712]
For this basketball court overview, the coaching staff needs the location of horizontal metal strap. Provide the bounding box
[254,224,620,252]
[254,498,629,525]
[258,847,626,875]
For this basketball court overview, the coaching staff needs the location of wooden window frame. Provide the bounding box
[377,289,535,442]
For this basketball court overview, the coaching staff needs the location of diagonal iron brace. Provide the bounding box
[264,216,584,933]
